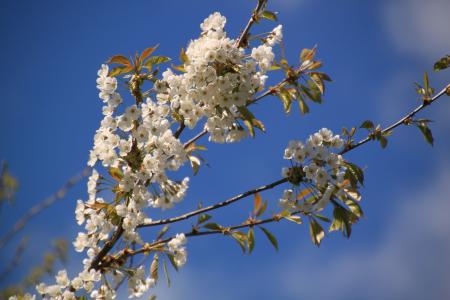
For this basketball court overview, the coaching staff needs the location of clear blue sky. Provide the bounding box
[1,0,450,299]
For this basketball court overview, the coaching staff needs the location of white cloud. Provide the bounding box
[383,0,450,60]
[280,163,450,300]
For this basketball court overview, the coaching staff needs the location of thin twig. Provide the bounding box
[144,83,450,231]
[139,178,288,228]
[340,83,450,155]
[0,167,91,250]
[183,128,208,149]
[235,0,267,48]
[0,237,28,281]
[174,123,186,139]
[107,208,305,266]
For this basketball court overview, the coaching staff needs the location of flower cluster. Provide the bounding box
[34,269,102,300]
[156,12,277,143]
[19,10,285,300]
[280,128,350,212]
[167,233,188,268]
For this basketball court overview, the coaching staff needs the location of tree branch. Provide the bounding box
[0,237,27,282]
[0,167,91,250]
[340,83,450,155]
[106,208,306,266]
[235,0,268,48]
[174,122,186,139]
[144,83,450,232]
[138,178,288,228]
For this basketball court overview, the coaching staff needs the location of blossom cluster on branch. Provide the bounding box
[9,0,449,299]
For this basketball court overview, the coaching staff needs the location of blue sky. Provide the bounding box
[1,0,450,299]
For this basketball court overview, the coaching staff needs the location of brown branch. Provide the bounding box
[0,237,28,282]
[340,83,450,155]
[138,178,288,228]
[144,84,450,231]
[0,167,91,250]
[183,128,208,149]
[104,82,450,270]
[89,222,124,270]
[89,74,146,271]
[235,0,268,48]
[106,208,305,266]
[174,122,186,139]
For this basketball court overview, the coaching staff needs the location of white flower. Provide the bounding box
[266,25,283,46]
[96,64,117,101]
[125,105,141,121]
[319,128,333,142]
[75,200,86,225]
[117,114,134,132]
[308,132,323,147]
[200,12,226,32]
[55,270,70,288]
[73,232,89,252]
[251,45,274,72]
[133,125,149,144]
[315,167,329,187]
[168,233,187,252]
[71,277,83,290]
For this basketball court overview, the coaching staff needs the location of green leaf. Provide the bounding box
[415,122,434,146]
[277,88,293,113]
[259,226,278,251]
[344,161,365,186]
[108,167,123,181]
[298,94,310,115]
[310,71,332,82]
[247,227,255,254]
[434,55,450,72]
[379,136,388,149]
[0,162,19,203]
[179,48,189,64]
[256,200,268,217]
[140,45,159,62]
[107,55,131,66]
[283,215,302,224]
[423,72,430,97]
[253,193,262,215]
[197,214,212,225]
[162,258,171,287]
[305,80,322,103]
[203,222,223,231]
[156,225,170,241]
[329,206,352,237]
[243,120,255,138]
[314,214,330,223]
[231,232,248,253]
[167,253,179,272]
[171,64,186,73]
[309,218,325,246]
[300,47,317,62]
[108,65,133,77]
[360,120,374,130]
[261,10,278,21]
[237,106,265,137]
[144,56,171,69]
[150,254,159,282]
[268,64,282,71]
[310,73,325,94]
[343,198,364,218]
